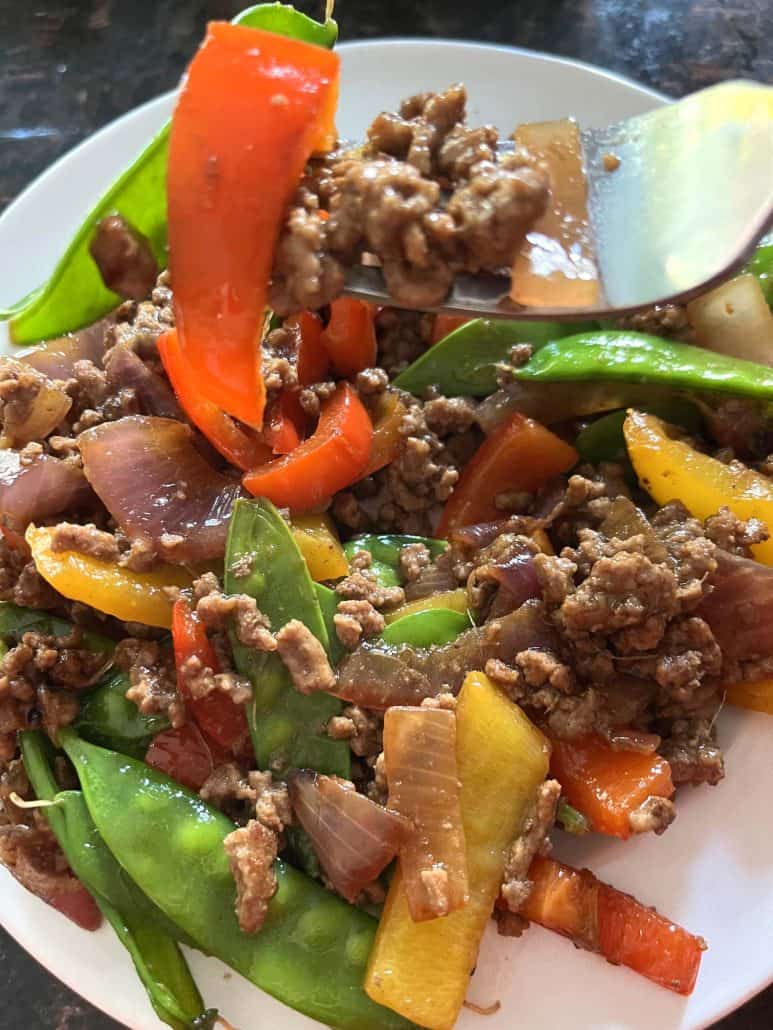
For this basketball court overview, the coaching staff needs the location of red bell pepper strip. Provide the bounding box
[321,297,378,378]
[145,722,230,792]
[157,329,271,471]
[49,884,103,931]
[243,383,373,511]
[289,311,330,385]
[263,389,306,455]
[167,23,340,428]
[171,598,249,751]
[549,733,674,840]
[522,855,705,995]
[437,413,578,536]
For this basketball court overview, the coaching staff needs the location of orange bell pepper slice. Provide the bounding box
[171,598,249,751]
[243,383,372,511]
[431,314,470,344]
[437,413,578,536]
[157,329,271,471]
[263,389,306,455]
[364,391,407,477]
[522,855,705,995]
[321,297,377,378]
[724,678,773,714]
[549,732,674,839]
[167,23,339,428]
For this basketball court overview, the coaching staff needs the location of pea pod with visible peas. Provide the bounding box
[514,331,773,401]
[60,730,415,1030]
[0,3,338,344]
[224,498,349,778]
[21,731,210,1030]
[393,318,594,397]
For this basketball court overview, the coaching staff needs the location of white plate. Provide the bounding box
[1,37,770,1030]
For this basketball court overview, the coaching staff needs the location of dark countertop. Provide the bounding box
[0,0,771,1027]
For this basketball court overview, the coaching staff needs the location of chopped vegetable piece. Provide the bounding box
[157,329,271,470]
[384,588,470,624]
[26,525,190,629]
[288,770,409,902]
[687,274,773,366]
[79,415,244,563]
[366,672,550,1029]
[291,513,349,580]
[365,392,407,477]
[290,311,330,385]
[62,731,412,1030]
[437,413,577,536]
[321,297,378,377]
[725,679,773,714]
[225,499,349,777]
[1,3,338,344]
[549,732,674,839]
[556,799,590,835]
[145,722,227,791]
[381,608,470,648]
[168,23,339,427]
[343,533,448,579]
[0,360,71,447]
[624,410,773,564]
[431,314,470,343]
[76,669,170,759]
[243,384,372,512]
[515,330,773,401]
[522,855,705,995]
[575,401,702,468]
[384,707,468,921]
[172,599,249,750]
[0,601,113,652]
[697,551,773,658]
[0,449,92,527]
[511,119,600,308]
[748,241,773,307]
[394,318,593,397]
[263,388,306,455]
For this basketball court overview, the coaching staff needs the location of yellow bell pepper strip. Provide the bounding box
[167,23,340,427]
[437,413,578,537]
[364,391,408,477]
[365,671,550,1029]
[624,410,773,564]
[384,587,470,624]
[725,679,773,714]
[26,525,191,629]
[291,513,349,581]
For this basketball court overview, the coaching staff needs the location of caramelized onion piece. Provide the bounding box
[105,345,183,419]
[288,771,410,903]
[335,600,558,709]
[79,415,243,563]
[0,450,92,525]
[698,551,773,660]
[403,559,457,601]
[384,706,468,921]
[600,497,667,561]
[19,318,112,380]
[0,358,72,447]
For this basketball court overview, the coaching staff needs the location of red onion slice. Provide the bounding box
[698,551,773,660]
[79,415,243,563]
[105,345,183,420]
[20,318,112,380]
[288,771,409,903]
[0,450,92,526]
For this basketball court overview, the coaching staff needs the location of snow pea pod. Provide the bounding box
[514,331,773,401]
[343,534,447,589]
[381,608,470,648]
[575,400,703,468]
[76,668,169,759]
[21,731,209,1029]
[60,731,414,1030]
[224,498,349,778]
[0,601,113,652]
[393,318,594,397]
[748,242,773,307]
[2,3,338,344]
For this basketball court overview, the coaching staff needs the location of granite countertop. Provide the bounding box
[0,0,771,1027]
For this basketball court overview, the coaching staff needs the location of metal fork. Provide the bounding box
[342,80,773,319]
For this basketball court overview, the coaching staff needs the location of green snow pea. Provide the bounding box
[343,534,448,589]
[393,318,594,397]
[0,602,113,652]
[61,731,414,1030]
[315,581,346,667]
[2,4,338,344]
[21,731,209,1029]
[575,400,703,468]
[748,241,773,307]
[514,331,773,401]
[76,668,169,759]
[225,499,349,778]
[381,608,470,648]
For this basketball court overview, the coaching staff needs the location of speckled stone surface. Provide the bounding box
[0,0,771,1027]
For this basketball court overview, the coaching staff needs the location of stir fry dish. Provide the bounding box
[4,5,773,1028]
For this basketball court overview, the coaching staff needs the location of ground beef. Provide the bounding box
[201,765,291,829]
[704,506,768,556]
[177,653,251,707]
[334,599,385,649]
[49,522,120,562]
[193,573,276,652]
[0,538,61,611]
[107,270,174,359]
[335,570,405,611]
[499,779,560,917]
[422,394,478,436]
[617,303,692,341]
[275,620,335,694]
[327,704,383,758]
[223,819,279,934]
[375,308,433,378]
[398,542,431,583]
[115,637,184,728]
[261,325,299,396]
[628,795,676,835]
[659,717,725,786]
[89,214,159,301]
